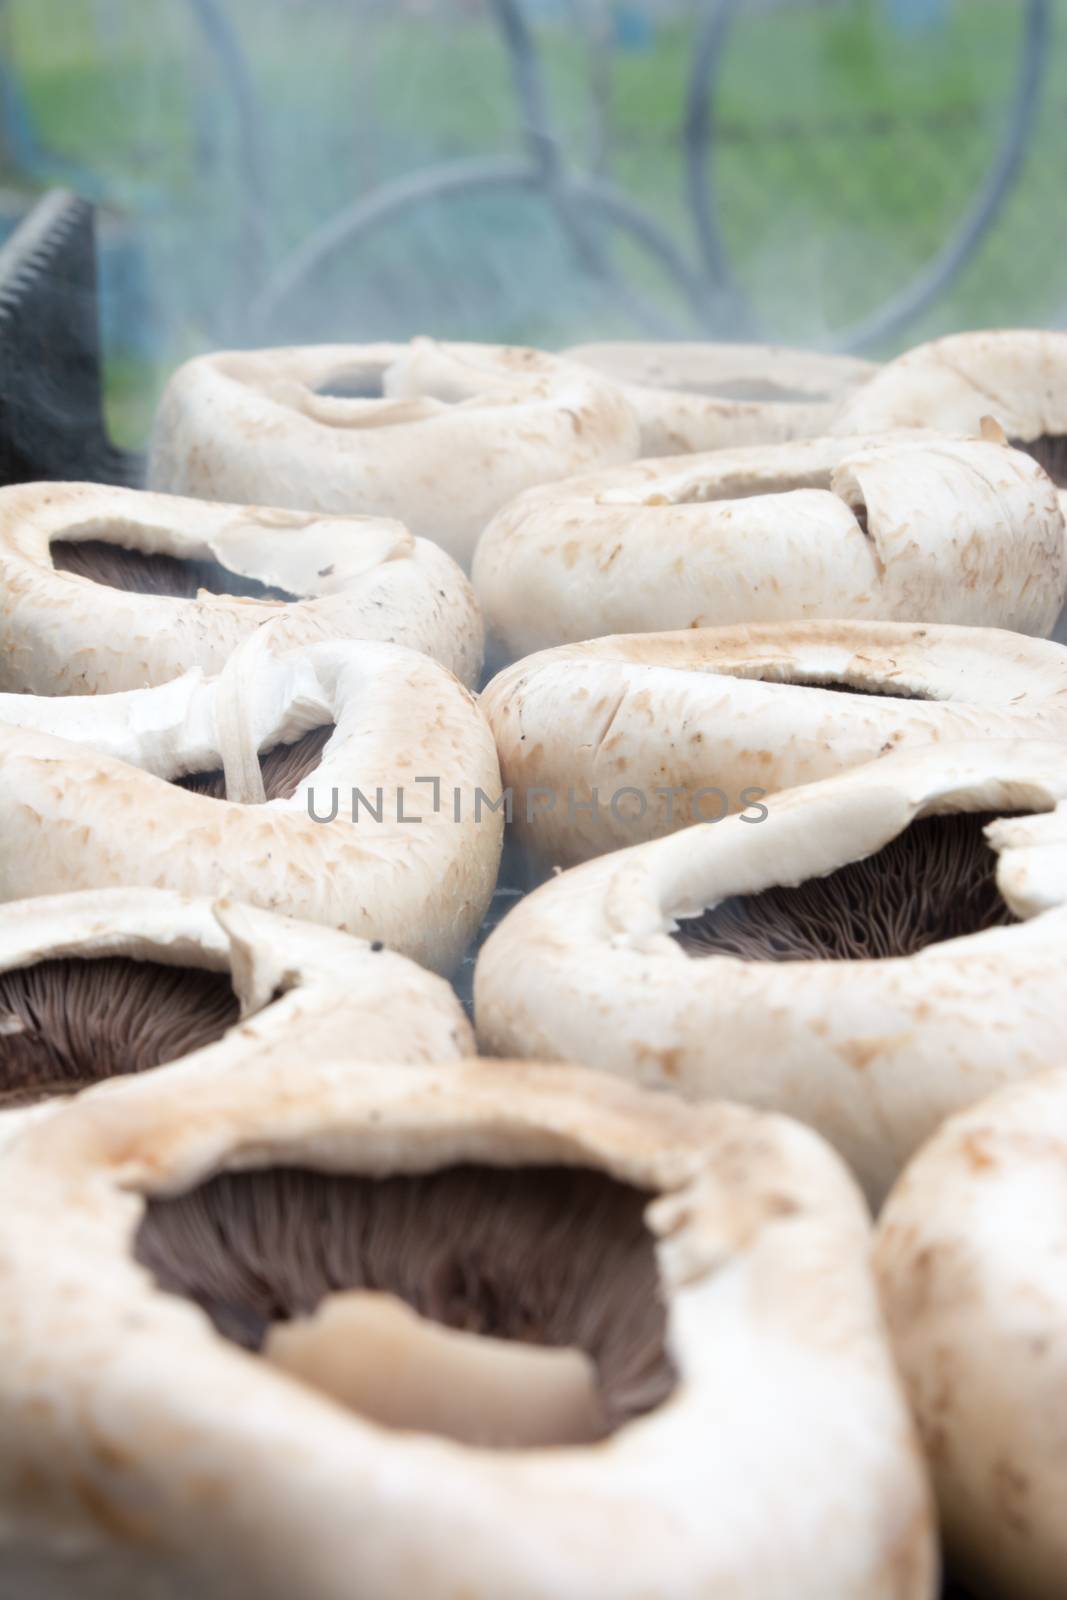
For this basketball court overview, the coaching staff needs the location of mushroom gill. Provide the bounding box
[51,538,296,602]
[174,724,336,802]
[134,1163,675,1447]
[722,671,934,699]
[674,811,1019,962]
[1011,433,1067,489]
[0,957,239,1107]
[315,365,386,399]
[659,466,834,506]
[669,378,829,404]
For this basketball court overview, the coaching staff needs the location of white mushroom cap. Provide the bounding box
[148,340,641,568]
[0,638,502,973]
[0,886,473,1137]
[983,800,1067,917]
[0,1053,934,1599]
[566,340,875,456]
[833,328,1067,451]
[472,434,1066,660]
[482,621,1067,866]
[875,1067,1067,1598]
[475,738,1067,1202]
[0,480,483,692]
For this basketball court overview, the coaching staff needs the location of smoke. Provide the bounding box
[0,0,1064,441]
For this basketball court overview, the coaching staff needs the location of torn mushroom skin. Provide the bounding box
[565,340,876,457]
[0,1055,935,1599]
[832,327,1067,489]
[475,739,1067,1204]
[471,434,1067,661]
[0,479,484,692]
[482,620,1067,868]
[875,1067,1067,1600]
[0,637,503,974]
[148,339,641,569]
[0,887,473,1141]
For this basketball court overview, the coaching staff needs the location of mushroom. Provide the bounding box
[482,621,1067,868]
[0,636,503,974]
[0,886,473,1136]
[875,1066,1067,1599]
[832,328,1067,488]
[565,340,876,456]
[472,434,1066,661]
[0,1052,935,1598]
[0,480,483,693]
[148,339,641,569]
[475,739,1067,1204]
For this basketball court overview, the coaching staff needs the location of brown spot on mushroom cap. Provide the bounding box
[51,539,296,603]
[0,957,239,1106]
[1011,433,1067,489]
[134,1164,675,1445]
[675,812,1019,962]
[175,725,335,803]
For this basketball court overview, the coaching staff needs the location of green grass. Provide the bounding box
[102,353,159,449]
[3,0,1065,441]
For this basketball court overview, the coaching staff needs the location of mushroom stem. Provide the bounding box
[265,1290,609,1448]
[213,633,269,805]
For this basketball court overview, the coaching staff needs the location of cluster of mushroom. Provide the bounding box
[1,327,1067,1597]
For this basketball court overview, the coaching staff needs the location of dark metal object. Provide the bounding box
[0,189,141,488]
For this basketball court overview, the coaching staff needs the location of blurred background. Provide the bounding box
[1,0,1063,447]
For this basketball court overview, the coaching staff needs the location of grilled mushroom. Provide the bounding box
[0,637,502,973]
[566,340,875,456]
[483,621,1067,868]
[472,434,1066,661]
[0,1053,934,1598]
[148,339,640,569]
[0,480,483,693]
[475,739,1067,1203]
[0,887,472,1132]
[876,1067,1067,1600]
[833,328,1067,488]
